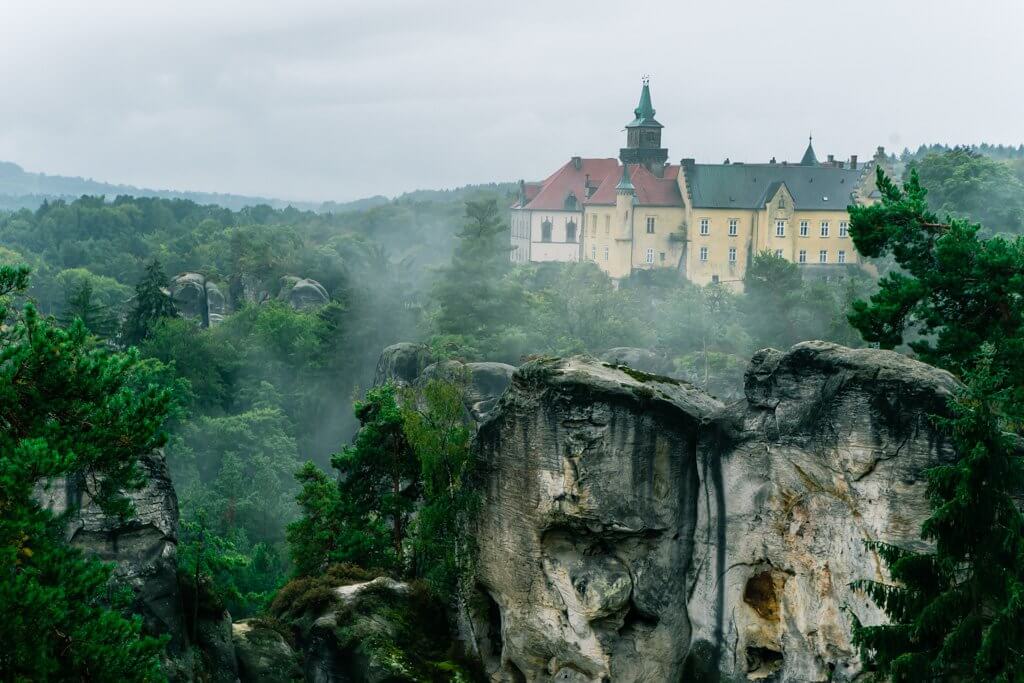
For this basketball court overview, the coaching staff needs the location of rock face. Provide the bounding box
[598,347,673,376]
[38,450,188,652]
[279,276,329,310]
[233,619,302,682]
[471,342,959,682]
[418,360,516,421]
[473,357,722,681]
[171,272,227,327]
[373,342,435,387]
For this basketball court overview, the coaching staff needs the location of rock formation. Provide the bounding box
[418,359,516,421]
[470,342,959,682]
[597,347,673,377]
[38,450,188,653]
[171,272,227,327]
[373,342,436,387]
[279,276,329,310]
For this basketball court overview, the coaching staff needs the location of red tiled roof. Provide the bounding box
[585,163,683,207]
[522,158,620,211]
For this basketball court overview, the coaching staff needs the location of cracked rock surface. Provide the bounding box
[470,342,958,682]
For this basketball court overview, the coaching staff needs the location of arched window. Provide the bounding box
[541,219,552,243]
[566,220,577,242]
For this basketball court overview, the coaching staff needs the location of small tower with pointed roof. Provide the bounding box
[620,78,669,177]
[800,135,819,166]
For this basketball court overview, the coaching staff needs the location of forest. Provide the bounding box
[1,145,1022,680]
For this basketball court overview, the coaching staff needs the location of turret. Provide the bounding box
[615,164,635,239]
[620,78,669,177]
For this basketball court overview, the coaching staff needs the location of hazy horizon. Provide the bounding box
[3,0,1023,203]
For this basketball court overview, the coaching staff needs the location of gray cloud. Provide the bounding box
[1,0,1022,202]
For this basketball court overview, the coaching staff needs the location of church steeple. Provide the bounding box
[620,77,669,176]
[800,135,819,166]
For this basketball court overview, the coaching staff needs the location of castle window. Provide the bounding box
[645,248,654,264]
[711,274,720,284]
[591,214,598,237]
[838,250,847,263]
[699,246,709,261]
[820,221,830,237]
[646,216,656,234]
[603,246,609,261]
[566,220,577,243]
[775,249,784,258]
[775,220,786,237]
[659,252,666,262]
[798,249,807,263]
[591,245,597,260]
[778,196,786,208]
[605,215,611,235]
[541,219,552,242]
[700,218,710,235]
[728,247,737,263]
[800,220,809,237]
[728,219,738,236]
[819,250,828,263]
[839,221,849,237]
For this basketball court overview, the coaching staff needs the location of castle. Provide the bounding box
[510,79,885,285]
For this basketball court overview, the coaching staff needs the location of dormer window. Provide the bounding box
[778,196,786,208]
[564,191,578,211]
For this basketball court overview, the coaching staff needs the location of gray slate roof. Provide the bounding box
[685,163,865,210]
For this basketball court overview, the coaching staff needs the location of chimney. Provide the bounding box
[827,154,835,165]
[850,154,858,170]
[572,156,582,170]
[770,156,777,164]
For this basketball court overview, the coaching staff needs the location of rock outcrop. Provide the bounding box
[418,360,516,421]
[597,347,673,377]
[471,342,959,682]
[38,450,188,653]
[171,272,227,327]
[279,276,329,310]
[233,619,302,682]
[373,342,436,387]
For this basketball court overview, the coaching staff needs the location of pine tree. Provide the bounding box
[431,199,525,359]
[846,168,1024,681]
[122,259,178,346]
[60,279,117,339]
[0,265,174,680]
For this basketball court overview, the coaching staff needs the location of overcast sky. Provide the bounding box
[2,1,1023,202]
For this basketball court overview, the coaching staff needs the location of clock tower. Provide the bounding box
[619,78,669,177]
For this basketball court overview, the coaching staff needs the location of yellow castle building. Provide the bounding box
[511,79,885,286]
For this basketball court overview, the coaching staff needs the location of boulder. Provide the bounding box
[171,272,227,328]
[38,450,187,653]
[233,619,302,682]
[194,609,238,682]
[470,343,959,682]
[279,276,329,310]
[373,342,435,387]
[417,360,516,421]
[598,347,673,376]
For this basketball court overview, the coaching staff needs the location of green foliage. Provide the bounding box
[59,279,118,339]
[431,199,526,361]
[0,265,172,680]
[122,259,178,346]
[908,147,1024,235]
[402,379,476,600]
[847,169,1024,681]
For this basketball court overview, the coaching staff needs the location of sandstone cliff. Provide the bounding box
[470,342,958,682]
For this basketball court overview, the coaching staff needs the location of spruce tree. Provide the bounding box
[846,168,1024,681]
[122,259,178,346]
[0,265,174,680]
[60,279,117,339]
[431,199,524,359]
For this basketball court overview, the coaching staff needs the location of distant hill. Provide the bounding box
[0,160,515,214]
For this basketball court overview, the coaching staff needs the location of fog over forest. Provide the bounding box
[2,3,1023,682]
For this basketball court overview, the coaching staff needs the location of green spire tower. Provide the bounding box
[620,77,669,177]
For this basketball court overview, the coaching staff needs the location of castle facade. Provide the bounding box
[511,80,885,285]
